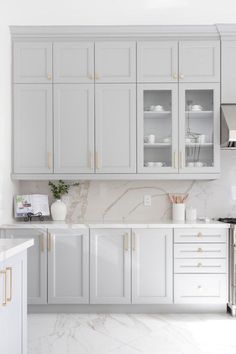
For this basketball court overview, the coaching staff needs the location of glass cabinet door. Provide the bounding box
[179,83,220,173]
[137,84,178,173]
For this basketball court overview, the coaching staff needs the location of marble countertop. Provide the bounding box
[0,220,230,229]
[0,238,34,262]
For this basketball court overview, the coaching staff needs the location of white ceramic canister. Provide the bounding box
[51,199,67,221]
[186,207,197,221]
[172,203,185,221]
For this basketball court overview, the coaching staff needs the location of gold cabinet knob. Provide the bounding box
[197,247,203,252]
[197,262,202,267]
[197,285,202,289]
[47,74,52,81]
[95,74,101,80]
[173,73,178,80]
[179,73,184,80]
[197,232,203,238]
[88,74,94,80]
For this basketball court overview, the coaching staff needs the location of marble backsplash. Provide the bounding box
[16,150,236,222]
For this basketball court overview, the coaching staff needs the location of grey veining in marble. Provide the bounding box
[28,313,236,354]
[17,150,236,222]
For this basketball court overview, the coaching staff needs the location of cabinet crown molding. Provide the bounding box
[10,25,220,40]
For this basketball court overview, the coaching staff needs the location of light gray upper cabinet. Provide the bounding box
[54,84,94,173]
[179,41,220,82]
[137,41,178,82]
[48,229,89,304]
[221,41,236,103]
[95,84,136,173]
[53,42,94,83]
[13,84,53,174]
[179,83,220,173]
[90,228,131,304]
[95,41,136,83]
[4,228,47,305]
[132,229,173,304]
[13,42,52,83]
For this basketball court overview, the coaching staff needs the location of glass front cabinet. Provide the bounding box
[137,83,220,175]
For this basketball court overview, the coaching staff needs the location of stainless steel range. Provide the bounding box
[219,218,236,316]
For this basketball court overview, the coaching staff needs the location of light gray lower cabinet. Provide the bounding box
[95,84,136,173]
[4,229,47,305]
[132,229,173,304]
[54,84,94,173]
[0,251,27,354]
[13,84,53,174]
[90,228,131,304]
[47,229,89,304]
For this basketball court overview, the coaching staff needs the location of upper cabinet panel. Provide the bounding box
[53,42,94,83]
[95,41,136,83]
[221,41,236,103]
[137,41,178,83]
[13,42,52,83]
[179,41,220,82]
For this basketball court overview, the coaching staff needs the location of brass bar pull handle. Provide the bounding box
[40,234,45,253]
[0,270,7,306]
[132,232,136,251]
[95,152,100,170]
[6,267,12,303]
[173,151,178,169]
[47,152,53,170]
[48,232,52,252]
[124,233,129,251]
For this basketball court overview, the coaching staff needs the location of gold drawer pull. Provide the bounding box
[6,267,12,303]
[0,270,7,306]
[132,232,136,251]
[40,234,45,253]
[197,232,203,238]
[48,233,53,252]
[197,262,202,267]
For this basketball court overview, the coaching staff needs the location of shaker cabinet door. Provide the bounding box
[13,84,53,174]
[4,229,48,305]
[95,84,136,173]
[137,41,178,83]
[54,84,94,173]
[13,42,52,83]
[221,41,236,103]
[132,229,173,304]
[179,41,220,82]
[95,41,136,83]
[48,229,89,304]
[179,83,220,174]
[53,42,94,83]
[90,229,131,304]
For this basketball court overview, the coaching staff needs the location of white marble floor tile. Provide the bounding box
[28,313,236,354]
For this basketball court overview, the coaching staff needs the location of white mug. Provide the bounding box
[187,162,195,167]
[191,104,202,111]
[147,134,155,144]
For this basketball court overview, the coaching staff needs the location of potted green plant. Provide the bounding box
[48,180,79,221]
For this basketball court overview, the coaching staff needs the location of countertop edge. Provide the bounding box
[0,239,34,262]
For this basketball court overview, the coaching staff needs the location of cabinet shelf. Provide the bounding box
[144,111,171,118]
[185,143,213,147]
[144,143,171,148]
[185,111,213,116]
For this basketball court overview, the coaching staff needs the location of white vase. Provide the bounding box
[172,203,185,221]
[51,199,67,221]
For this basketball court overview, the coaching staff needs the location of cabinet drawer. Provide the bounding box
[174,274,228,304]
[174,258,227,274]
[174,243,227,259]
[174,228,227,243]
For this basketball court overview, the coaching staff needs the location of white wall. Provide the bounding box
[1,0,236,222]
